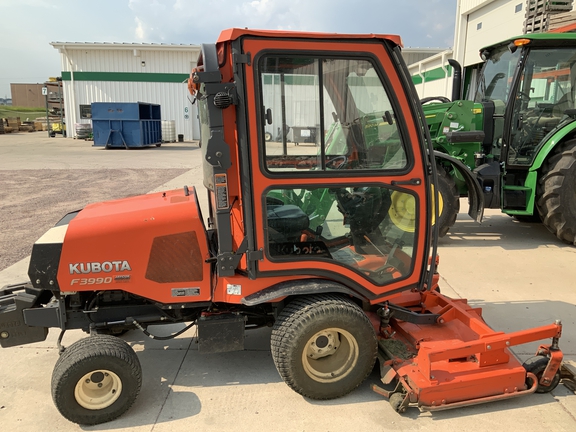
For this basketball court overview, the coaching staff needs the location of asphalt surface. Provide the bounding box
[0,132,575,432]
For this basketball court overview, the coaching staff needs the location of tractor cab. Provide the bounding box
[192,29,436,298]
[475,34,576,212]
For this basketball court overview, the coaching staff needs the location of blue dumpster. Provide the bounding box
[91,102,162,148]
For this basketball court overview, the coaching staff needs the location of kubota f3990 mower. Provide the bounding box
[0,29,564,425]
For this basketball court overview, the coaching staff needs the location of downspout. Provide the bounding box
[441,52,449,99]
[62,46,77,138]
[418,63,425,96]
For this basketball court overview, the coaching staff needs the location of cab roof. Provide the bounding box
[217,28,403,48]
[481,32,576,51]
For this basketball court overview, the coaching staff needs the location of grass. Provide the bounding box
[0,106,47,121]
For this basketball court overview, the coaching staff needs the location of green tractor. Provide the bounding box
[424,33,576,244]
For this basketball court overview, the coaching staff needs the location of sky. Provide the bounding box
[0,0,457,99]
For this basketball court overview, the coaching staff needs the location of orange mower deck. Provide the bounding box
[372,290,563,412]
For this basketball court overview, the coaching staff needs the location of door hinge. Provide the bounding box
[234,52,251,66]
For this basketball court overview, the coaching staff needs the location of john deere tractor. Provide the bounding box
[424,33,576,244]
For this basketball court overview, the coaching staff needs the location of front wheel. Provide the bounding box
[271,294,377,400]
[434,164,460,237]
[51,335,142,425]
[537,139,576,244]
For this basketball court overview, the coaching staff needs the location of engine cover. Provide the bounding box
[57,188,212,304]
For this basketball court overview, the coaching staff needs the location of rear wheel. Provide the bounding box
[51,335,142,425]
[435,164,460,237]
[537,139,576,244]
[271,294,377,400]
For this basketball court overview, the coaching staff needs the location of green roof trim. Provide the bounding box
[411,65,453,85]
[61,71,189,83]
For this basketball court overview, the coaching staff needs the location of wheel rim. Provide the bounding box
[74,369,123,410]
[389,186,444,232]
[302,328,359,383]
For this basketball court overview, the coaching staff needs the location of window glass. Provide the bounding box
[260,56,407,172]
[508,48,576,165]
[266,186,416,284]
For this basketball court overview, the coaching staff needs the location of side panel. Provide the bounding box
[57,188,212,304]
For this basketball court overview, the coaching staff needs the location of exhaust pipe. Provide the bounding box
[448,59,462,101]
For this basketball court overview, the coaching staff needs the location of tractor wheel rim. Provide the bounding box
[74,369,122,410]
[302,328,359,383]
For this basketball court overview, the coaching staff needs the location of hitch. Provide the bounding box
[0,283,50,347]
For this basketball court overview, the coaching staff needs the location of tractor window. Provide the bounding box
[265,186,416,284]
[260,56,407,173]
[507,48,576,166]
[475,45,520,105]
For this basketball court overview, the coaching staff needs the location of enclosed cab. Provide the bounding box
[0,29,563,425]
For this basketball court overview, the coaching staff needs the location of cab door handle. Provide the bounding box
[391,178,421,186]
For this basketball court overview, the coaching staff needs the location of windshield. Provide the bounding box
[475,45,521,104]
[507,47,576,166]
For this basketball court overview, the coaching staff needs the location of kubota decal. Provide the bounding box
[69,261,132,275]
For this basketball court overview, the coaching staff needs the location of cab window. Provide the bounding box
[260,56,408,173]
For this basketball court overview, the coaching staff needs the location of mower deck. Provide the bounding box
[374,290,563,412]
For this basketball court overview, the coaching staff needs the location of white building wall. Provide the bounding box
[410,0,530,100]
[462,0,525,66]
[53,43,200,140]
[62,80,197,142]
[408,50,454,99]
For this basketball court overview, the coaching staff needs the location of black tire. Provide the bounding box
[264,132,273,141]
[523,355,561,393]
[537,139,576,244]
[155,143,161,147]
[51,335,142,425]
[435,164,460,237]
[271,294,377,400]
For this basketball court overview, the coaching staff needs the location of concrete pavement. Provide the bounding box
[0,132,575,431]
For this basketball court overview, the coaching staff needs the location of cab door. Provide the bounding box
[241,36,431,302]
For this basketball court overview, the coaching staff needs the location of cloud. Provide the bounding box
[125,0,456,47]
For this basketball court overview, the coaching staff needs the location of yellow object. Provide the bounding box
[389,186,443,232]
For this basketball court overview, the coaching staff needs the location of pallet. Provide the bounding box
[549,10,576,29]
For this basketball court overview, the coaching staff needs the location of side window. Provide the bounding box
[265,186,416,284]
[260,56,408,172]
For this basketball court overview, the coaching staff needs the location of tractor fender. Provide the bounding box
[434,151,484,223]
[529,120,576,172]
[240,279,364,307]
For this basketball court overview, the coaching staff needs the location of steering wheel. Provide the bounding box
[326,155,348,170]
[517,91,531,104]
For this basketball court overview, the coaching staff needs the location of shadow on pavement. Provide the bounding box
[440,213,567,250]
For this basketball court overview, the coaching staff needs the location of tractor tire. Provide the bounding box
[522,355,561,393]
[51,334,142,425]
[435,164,460,237]
[537,139,576,244]
[270,294,377,400]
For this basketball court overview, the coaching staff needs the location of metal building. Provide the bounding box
[50,42,201,140]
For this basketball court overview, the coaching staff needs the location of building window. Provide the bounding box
[477,22,482,30]
[515,3,523,13]
[80,104,92,119]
